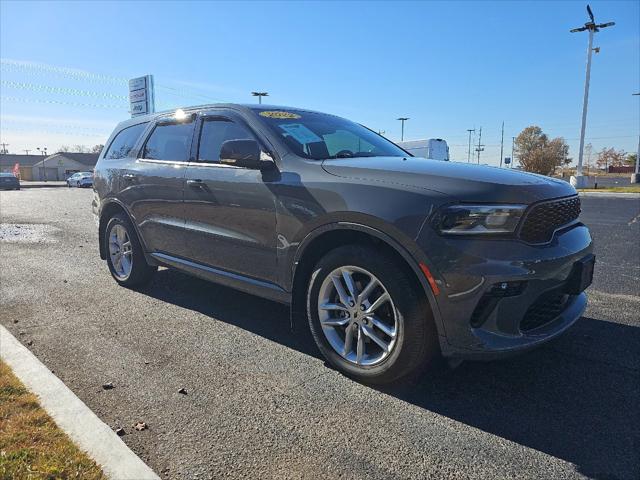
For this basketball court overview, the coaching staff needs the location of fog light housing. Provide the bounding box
[488,281,527,297]
[470,281,527,328]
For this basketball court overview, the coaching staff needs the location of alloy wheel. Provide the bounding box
[317,266,399,366]
[108,224,133,279]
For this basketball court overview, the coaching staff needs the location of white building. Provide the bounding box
[31,153,99,181]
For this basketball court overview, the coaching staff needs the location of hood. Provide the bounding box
[322,157,576,203]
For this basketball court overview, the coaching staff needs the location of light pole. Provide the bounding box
[570,5,615,188]
[499,121,505,167]
[633,93,640,183]
[397,117,409,142]
[37,147,48,181]
[251,91,269,104]
[466,129,475,163]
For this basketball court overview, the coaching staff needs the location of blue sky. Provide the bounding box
[0,0,638,165]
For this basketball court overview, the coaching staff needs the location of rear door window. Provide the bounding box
[143,121,195,161]
[103,122,148,160]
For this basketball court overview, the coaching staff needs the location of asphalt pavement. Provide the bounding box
[1,188,638,480]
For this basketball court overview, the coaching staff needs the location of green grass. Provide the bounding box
[0,361,105,480]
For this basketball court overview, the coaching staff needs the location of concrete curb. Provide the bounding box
[578,191,640,198]
[0,325,159,480]
[19,182,68,189]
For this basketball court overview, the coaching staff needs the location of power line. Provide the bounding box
[1,95,126,110]
[0,59,128,85]
[1,80,128,100]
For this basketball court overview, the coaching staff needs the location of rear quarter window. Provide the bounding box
[103,122,148,160]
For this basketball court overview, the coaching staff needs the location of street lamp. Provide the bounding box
[570,4,615,188]
[251,92,269,104]
[37,147,48,182]
[397,117,409,142]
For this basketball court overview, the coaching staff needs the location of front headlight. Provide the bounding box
[432,204,526,235]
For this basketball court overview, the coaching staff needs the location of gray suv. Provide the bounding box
[93,104,594,383]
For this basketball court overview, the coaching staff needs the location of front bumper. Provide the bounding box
[417,223,593,359]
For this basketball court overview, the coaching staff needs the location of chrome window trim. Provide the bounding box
[136,158,244,170]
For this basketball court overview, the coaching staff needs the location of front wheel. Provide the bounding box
[105,213,156,287]
[306,245,439,384]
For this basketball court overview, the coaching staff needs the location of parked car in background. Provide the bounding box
[93,104,594,384]
[0,172,20,190]
[397,138,450,161]
[67,172,93,188]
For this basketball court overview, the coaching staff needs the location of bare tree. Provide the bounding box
[596,147,626,170]
[584,143,593,174]
[91,144,104,155]
[514,126,570,175]
[71,145,90,153]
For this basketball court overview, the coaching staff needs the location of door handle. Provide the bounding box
[122,173,135,182]
[187,179,204,187]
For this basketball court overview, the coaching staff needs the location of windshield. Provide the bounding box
[253,109,408,160]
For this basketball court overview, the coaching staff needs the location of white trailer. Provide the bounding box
[397,138,449,161]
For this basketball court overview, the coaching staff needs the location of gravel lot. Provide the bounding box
[1,188,638,479]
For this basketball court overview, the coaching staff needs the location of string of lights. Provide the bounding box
[1,80,128,100]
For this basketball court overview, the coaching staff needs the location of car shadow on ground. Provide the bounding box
[140,268,639,480]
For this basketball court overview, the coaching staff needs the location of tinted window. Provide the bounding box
[254,109,407,160]
[197,119,255,163]
[143,121,194,161]
[104,122,147,160]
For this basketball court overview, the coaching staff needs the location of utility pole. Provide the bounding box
[251,91,269,104]
[24,149,31,155]
[499,121,505,167]
[0,142,9,154]
[570,4,615,187]
[397,117,409,142]
[466,129,475,163]
[511,136,515,169]
[475,127,484,164]
[37,147,48,181]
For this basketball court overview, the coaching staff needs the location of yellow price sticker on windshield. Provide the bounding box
[259,111,301,119]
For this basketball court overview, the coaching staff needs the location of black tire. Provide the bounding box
[306,245,439,384]
[104,213,156,287]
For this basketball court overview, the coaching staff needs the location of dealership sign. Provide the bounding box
[129,75,155,118]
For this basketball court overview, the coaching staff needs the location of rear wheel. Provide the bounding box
[105,213,156,287]
[306,245,439,384]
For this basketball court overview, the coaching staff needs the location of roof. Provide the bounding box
[32,152,100,168]
[113,103,333,131]
[0,154,44,167]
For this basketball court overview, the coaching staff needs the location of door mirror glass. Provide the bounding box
[220,139,262,169]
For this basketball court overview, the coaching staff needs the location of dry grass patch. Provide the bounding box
[0,361,105,480]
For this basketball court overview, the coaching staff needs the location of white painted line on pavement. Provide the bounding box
[0,325,159,480]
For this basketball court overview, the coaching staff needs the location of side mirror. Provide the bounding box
[220,139,272,169]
